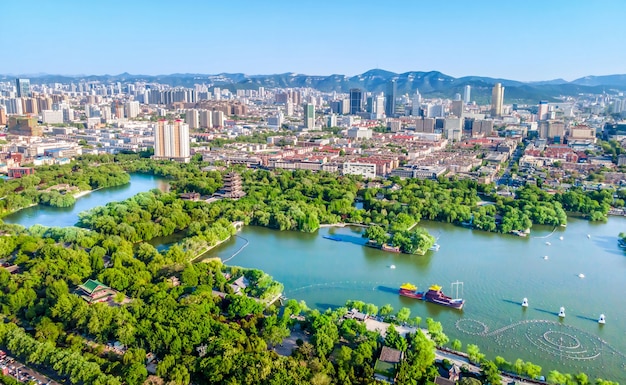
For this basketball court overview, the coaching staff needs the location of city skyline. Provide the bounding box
[3,0,626,81]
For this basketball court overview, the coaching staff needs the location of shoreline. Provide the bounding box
[319,222,369,228]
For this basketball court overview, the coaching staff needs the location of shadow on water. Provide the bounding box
[533,307,559,316]
[502,299,523,306]
[593,235,625,256]
[315,303,340,311]
[575,314,599,322]
[321,234,367,246]
[378,286,400,294]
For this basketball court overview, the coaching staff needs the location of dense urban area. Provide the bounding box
[0,74,626,385]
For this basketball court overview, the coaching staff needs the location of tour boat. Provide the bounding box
[429,243,440,251]
[558,307,566,318]
[390,265,396,269]
[545,241,551,246]
[543,255,549,260]
[522,298,528,307]
[424,282,465,310]
[578,273,585,278]
[398,283,424,300]
[598,314,606,324]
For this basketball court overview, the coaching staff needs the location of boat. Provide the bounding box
[390,265,396,269]
[381,244,401,253]
[559,236,564,241]
[522,297,528,307]
[543,255,549,260]
[323,235,342,242]
[619,238,626,249]
[424,282,465,310]
[399,283,424,300]
[578,273,585,278]
[598,314,606,324]
[587,234,591,239]
[545,241,551,246]
[558,307,566,318]
[429,243,440,251]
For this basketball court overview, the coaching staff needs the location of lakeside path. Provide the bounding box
[362,318,535,385]
[318,223,369,228]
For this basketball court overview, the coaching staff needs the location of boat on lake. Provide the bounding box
[429,243,440,251]
[323,235,342,242]
[424,282,465,310]
[399,283,424,299]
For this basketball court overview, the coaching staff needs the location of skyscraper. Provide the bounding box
[16,78,31,98]
[186,109,200,129]
[537,100,549,121]
[349,88,363,115]
[491,83,504,117]
[304,103,315,129]
[463,85,471,104]
[153,119,190,162]
[385,80,396,117]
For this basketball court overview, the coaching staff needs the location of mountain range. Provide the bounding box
[3,70,626,104]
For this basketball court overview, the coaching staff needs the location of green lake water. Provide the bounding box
[202,218,626,381]
[3,173,170,228]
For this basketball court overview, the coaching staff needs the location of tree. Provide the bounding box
[548,370,567,385]
[364,224,389,245]
[380,304,394,317]
[396,307,411,323]
[481,360,502,385]
[466,344,484,364]
[451,339,462,352]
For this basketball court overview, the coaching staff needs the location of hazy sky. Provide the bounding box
[3,0,625,81]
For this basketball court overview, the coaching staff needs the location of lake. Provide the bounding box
[2,173,170,228]
[202,218,626,382]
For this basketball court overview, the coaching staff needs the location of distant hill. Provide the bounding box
[3,70,626,104]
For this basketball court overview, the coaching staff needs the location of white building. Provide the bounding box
[124,101,140,119]
[343,162,377,179]
[42,109,64,124]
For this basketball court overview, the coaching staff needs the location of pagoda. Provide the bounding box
[219,172,246,199]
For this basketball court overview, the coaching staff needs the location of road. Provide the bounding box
[1,354,61,385]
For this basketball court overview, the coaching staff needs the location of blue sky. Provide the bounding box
[2,0,625,81]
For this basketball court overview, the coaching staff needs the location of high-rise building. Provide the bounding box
[0,106,7,126]
[124,101,140,118]
[304,103,315,129]
[153,119,190,162]
[538,100,549,121]
[463,85,471,104]
[372,93,385,119]
[212,110,225,128]
[186,109,200,129]
[450,100,463,118]
[385,80,396,117]
[491,83,504,117]
[16,78,31,98]
[199,110,213,129]
[349,88,363,115]
[411,90,422,116]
